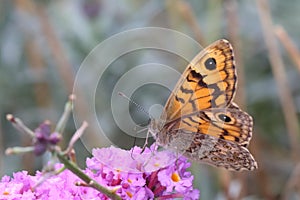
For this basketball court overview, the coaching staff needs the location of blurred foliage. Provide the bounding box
[1,0,300,199]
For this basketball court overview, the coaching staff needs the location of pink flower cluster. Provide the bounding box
[0,146,199,199]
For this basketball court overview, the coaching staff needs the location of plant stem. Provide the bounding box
[56,151,122,200]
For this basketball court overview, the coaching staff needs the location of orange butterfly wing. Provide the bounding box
[166,103,253,146]
[161,39,236,122]
[160,40,252,145]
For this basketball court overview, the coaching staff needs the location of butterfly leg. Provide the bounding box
[141,129,151,153]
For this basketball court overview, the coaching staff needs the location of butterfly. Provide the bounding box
[149,39,257,171]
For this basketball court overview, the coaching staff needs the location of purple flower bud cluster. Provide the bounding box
[33,122,61,156]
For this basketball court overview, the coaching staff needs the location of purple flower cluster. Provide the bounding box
[0,166,88,199]
[0,146,199,199]
[87,145,199,199]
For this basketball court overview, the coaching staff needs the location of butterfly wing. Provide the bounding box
[161,107,256,171]
[185,132,257,171]
[162,39,236,122]
[167,103,253,146]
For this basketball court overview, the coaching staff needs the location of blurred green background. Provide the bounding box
[1,0,300,199]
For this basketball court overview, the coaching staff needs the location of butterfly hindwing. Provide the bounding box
[185,133,257,171]
[159,125,257,171]
[170,103,253,146]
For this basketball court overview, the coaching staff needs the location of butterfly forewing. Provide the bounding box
[162,39,237,122]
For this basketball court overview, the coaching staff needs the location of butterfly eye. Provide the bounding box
[218,113,231,122]
[204,57,217,70]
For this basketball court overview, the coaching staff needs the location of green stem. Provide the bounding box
[55,95,73,133]
[56,152,121,200]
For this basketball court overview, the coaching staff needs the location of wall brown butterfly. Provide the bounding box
[149,39,257,171]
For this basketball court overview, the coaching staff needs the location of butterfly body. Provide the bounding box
[149,39,257,171]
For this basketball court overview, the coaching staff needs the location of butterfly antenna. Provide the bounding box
[118,92,153,119]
